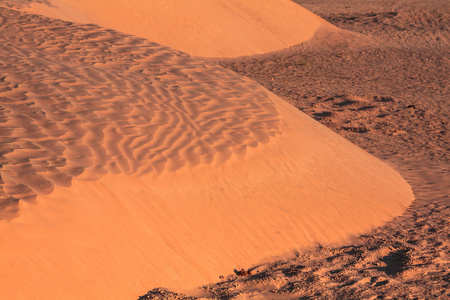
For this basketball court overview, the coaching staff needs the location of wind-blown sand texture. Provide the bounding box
[0,5,415,300]
[12,0,332,58]
[141,0,449,299]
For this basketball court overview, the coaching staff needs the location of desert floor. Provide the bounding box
[140,0,449,299]
[0,0,447,299]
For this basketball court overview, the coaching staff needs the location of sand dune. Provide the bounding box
[14,0,335,57]
[0,6,414,300]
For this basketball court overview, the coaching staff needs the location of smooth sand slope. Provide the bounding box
[0,7,413,300]
[184,1,447,298]
[21,0,331,57]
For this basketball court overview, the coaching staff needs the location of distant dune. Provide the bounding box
[0,3,413,300]
[23,0,334,57]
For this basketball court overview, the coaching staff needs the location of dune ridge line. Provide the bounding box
[0,6,413,300]
[23,0,334,57]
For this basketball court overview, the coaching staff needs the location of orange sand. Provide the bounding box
[28,0,330,57]
[0,5,413,300]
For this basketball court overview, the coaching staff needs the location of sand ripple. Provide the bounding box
[0,8,280,218]
[0,7,417,298]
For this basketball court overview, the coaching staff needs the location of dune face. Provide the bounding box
[0,6,414,300]
[0,7,280,218]
[20,0,328,57]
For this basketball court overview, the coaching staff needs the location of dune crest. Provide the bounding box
[21,0,331,57]
[0,7,413,300]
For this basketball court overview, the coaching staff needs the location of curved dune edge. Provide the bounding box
[0,91,413,300]
[0,6,414,300]
[26,0,330,57]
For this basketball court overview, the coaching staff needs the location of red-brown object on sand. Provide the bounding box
[237,269,253,276]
